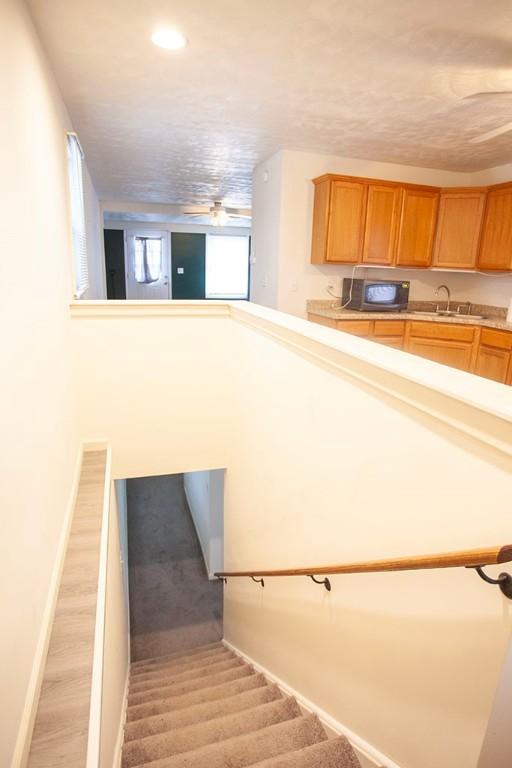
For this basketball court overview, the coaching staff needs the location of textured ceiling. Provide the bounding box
[28,0,512,206]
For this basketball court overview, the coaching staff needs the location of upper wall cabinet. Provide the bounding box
[477,185,512,270]
[432,189,486,270]
[311,178,367,263]
[311,174,512,272]
[362,183,401,266]
[395,187,439,267]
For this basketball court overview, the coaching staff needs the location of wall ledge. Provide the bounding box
[70,299,512,457]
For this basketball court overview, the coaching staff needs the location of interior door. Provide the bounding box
[171,233,206,299]
[125,230,170,299]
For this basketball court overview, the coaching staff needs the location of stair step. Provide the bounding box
[130,656,243,695]
[130,648,233,681]
[132,714,327,768]
[126,672,267,722]
[124,682,282,742]
[128,664,253,707]
[131,642,224,672]
[248,736,362,768]
[122,697,301,767]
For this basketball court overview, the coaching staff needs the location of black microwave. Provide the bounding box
[342,278,410,312]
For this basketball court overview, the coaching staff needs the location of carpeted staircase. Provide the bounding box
[122,641,361,768]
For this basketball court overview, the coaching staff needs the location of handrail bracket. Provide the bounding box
[251,576,265,587]
[469,566,512,599]
[309,574,331,592]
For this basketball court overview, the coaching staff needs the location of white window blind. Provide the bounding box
[66,133,89,298]
[205,235,249,299]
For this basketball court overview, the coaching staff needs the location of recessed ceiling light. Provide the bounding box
[151,28,187,50]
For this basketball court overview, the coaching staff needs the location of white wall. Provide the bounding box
[184,469,225,579]
[0,1,83,762]
[70,300,512,768]
[252,149,512,318]
[70,305,234,480]
[250,151,283,308]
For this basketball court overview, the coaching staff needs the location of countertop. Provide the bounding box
[306,303,512,333]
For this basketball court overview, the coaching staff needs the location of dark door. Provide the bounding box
[171,233,205,299]
[104,229,126,299]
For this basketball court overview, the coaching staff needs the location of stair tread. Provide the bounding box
[129,657,243,694]
[131,714,327,768]
[131,642,224,670]
[130,649,233,681]
[128,664,253,707]
[248,736,361,768]
[126,672,267,722]
[124,682,282,742]
[122,697,301,767]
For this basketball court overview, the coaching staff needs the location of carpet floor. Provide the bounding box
[127,474,223,661]
[122,641,361,767]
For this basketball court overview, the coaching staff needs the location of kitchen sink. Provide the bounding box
[411,310,486,320]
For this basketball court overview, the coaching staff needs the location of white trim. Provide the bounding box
[222,639,398,768]
[70,300,230,318]
[113,671,130,768]
[86,446,112,768]
[11,443,91,768]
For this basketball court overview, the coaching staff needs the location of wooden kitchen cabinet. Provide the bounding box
[472,328,512,383]
[395,187,439,267]
[404,321,475,372]
[433,189,486,269]
[362,184,401,265]
[336,320,372,336]
[478,184,512,270]
[311,177,367,263]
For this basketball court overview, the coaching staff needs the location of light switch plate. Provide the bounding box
[177,267,184,274]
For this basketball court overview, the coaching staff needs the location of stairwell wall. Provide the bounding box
[0,1,101,763]
[70,301,512,768]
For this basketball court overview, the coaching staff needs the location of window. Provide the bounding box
[133,237,163,284]
[205,235,250,299]
[66,133,88,298]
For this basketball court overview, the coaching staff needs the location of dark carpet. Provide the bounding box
[127,474,223,661]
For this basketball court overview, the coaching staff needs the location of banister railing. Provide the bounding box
[215,545,512,597]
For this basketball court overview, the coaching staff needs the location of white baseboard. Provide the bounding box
[113,671,130,768]
[11,443,85,768]
[222,639,400,768]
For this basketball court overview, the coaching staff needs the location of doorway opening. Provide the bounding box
[116,469,225,662]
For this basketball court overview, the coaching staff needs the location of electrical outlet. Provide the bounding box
[290,279,298,292]
[327,277,337,290]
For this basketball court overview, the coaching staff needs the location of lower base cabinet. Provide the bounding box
[308,314,512,385]
[405,337,473,371]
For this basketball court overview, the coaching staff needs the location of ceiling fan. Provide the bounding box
[464,91,512,144]
[182,201,251,226]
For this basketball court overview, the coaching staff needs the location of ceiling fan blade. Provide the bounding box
[182,206,209,215]
[464,91,512,99]
[469,121,512,144]
[224,207,252,217]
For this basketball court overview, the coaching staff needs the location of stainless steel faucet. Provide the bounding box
[435,284,451,312]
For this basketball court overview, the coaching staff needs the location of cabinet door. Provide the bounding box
[362,184,401,265]
[395,188,439,267]
[326,181,367,263]
[433,190,486,269]
[311,178,331,263]
[335,320,372,336]
[373,337,404,350]
[406,338,473,371]
[478,186,512,270]
[473,345,511,383]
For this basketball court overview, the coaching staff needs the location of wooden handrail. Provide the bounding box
[215,545,512,598]
[215,545,512,578]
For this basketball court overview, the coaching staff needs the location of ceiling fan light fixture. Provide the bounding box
[211,209,229,226]
[151,28,187,50]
